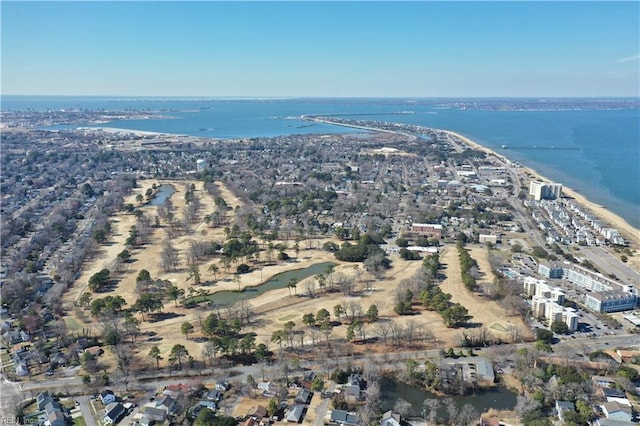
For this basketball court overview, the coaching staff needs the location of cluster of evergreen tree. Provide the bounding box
[457,243,478,291]
[334,234,389,264]
[420,286,469,328]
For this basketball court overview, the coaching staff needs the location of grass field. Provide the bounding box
[72,417,87,426]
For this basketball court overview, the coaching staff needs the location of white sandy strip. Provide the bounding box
[78,126,185,137]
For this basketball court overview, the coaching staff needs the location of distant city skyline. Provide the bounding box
[2,1,639,97]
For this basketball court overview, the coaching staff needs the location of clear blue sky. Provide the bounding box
[2,1,638,97]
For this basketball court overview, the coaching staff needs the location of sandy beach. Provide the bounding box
[444,130,640,247]
[78,126,185,137]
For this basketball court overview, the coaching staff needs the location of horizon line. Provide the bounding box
[2,94,639,100]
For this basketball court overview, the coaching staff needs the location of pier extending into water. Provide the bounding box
[497,145,580,151]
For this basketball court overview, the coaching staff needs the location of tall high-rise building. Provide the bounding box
[529,181,563,200]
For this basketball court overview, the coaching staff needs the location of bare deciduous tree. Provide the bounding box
[160,240,179,272]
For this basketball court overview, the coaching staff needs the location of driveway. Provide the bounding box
[76,395,97,426]
[313,381,336,426]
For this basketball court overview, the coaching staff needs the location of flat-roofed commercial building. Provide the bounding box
[584,291,637,313]
[411,223,442,238]
[538,264,564,279]
[563,267,616,292]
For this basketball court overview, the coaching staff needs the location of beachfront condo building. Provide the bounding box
[530,181,563,200]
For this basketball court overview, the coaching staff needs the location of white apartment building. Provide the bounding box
[529,181,563,200]
[525,278,577,331]
[524,277,566,303]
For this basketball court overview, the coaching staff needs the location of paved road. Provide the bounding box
[580,246,640,286]
[0,376,24,417]
[12,332,638,399]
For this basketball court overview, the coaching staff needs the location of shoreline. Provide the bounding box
[444,130,640,246]
[78,126,186,137]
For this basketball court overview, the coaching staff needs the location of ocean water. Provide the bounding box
[2,96,638,228]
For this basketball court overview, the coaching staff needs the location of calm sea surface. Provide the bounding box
[2,96,639,228]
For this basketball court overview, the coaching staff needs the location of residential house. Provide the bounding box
[204,389,223,402]
[75,337,93,350]
[46,409,66,426]
[45,400,63,414]
[44,400,66,426]
[37,391,53,410]
[602,401,632,422]
[155,395,176,414]
[84,346,104,357]
[239,405,268,426]
[348,373,366,389]
[344,373,366,402]
[139,394,176,424]
[555,400,575,423]
[595,419,636,426]
[294,388,313,405]
[257,381,275,397]
[215,381,230,391]
[104,402,126,425]
[248,405,268,420]
[616,349,640,363]
[100,390,116,405]
[479,415,503,426]
[14,359,28,377]
[161,388,182,398]
[343,384,360,403]
[602,388,630,406]
[49,352,67,367]
[479,234,499,245]
[286,404,306,423]
[189,400,217,420]
[592,376,617,389]
[165,383,191,393]
[140,406,166,424]
[241,418,257,426]
[330,409,359,426]
[3,331,21,345]
[380,410,401,426]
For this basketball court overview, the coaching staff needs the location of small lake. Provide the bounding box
[191,261,336,307]
[379,377,517,420]
[148,184,175,206]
